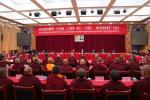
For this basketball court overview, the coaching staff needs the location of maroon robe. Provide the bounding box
[46,74,67,90]
[54,57,63,66]
[103,58,114,67]
[68,57,77,67]
[0,76,14,100]
[11,63,24,73]
[71,78,93,89]
[91,62,107,71]
[109,62,126,71]
[126,62,140,71]
[132,77,150,100]
[77,64,89,71]
[60,65,73,72]
[30,62,41,74]
[18,74,42,100]
[99,80,129,99]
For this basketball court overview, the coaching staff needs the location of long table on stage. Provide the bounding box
[9,77,133,92]
[38,53,142,61]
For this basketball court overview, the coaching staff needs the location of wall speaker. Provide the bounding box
[17,32,31,46]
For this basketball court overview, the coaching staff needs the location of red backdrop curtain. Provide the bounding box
[36,35,125,52]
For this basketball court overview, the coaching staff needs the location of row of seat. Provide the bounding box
[0,85,150,100]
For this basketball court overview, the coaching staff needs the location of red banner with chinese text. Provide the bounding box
[33,24,127,36]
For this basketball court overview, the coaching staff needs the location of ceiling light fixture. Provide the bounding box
[91,9,94,14]
[29,12,32,16]
[123,8,127,13]
[58,11,61,15]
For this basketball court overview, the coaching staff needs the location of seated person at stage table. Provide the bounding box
[103,53,114,67]
[0,68,14,100]
[91,57,107,71]
[132,65,150,100]
[30,57,41,74]
[46,65,67,90]
[18,67,42,100]
[77,59,89,71]
[60,59,73,72]
[9,58,24,75]
[44,57,55,71]
[54,54,63,66]
[99,70,129,100]
[109,57,126,71]
[71,68,93,89]
[68,53,77,67]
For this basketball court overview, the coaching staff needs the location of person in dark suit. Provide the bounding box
[99,70,129,100]
[132,65,150,100]
[18,67,42,100]
[0,68,14,100]
[46,65,67,90]
[68,53,77,67]
[61,59,73,72]
[71,68,93,89]
[54,54,63,66]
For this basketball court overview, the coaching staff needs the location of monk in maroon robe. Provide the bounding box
[77,59,89,71]
[9,58,24,76]
[46,65,67,90]
[30,57,41,75]
[99,70,129,100]
[109,57,126,71]
[61,59,73,72]
[68,53,77,67]
[0,68,14,100]
[71,68,93,89]
[91,57,107,71]
[54,54,63,66]
[103,53,114,67]
[18,67,42,100]
[132,65,150,100]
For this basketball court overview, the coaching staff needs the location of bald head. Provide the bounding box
[48,57,54,63]
[63,59,68,65]
[77,68,86,79]
[79,59,86,65]
[109,70,120,81]
[24,67,33,75]
[141,65,150,77]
